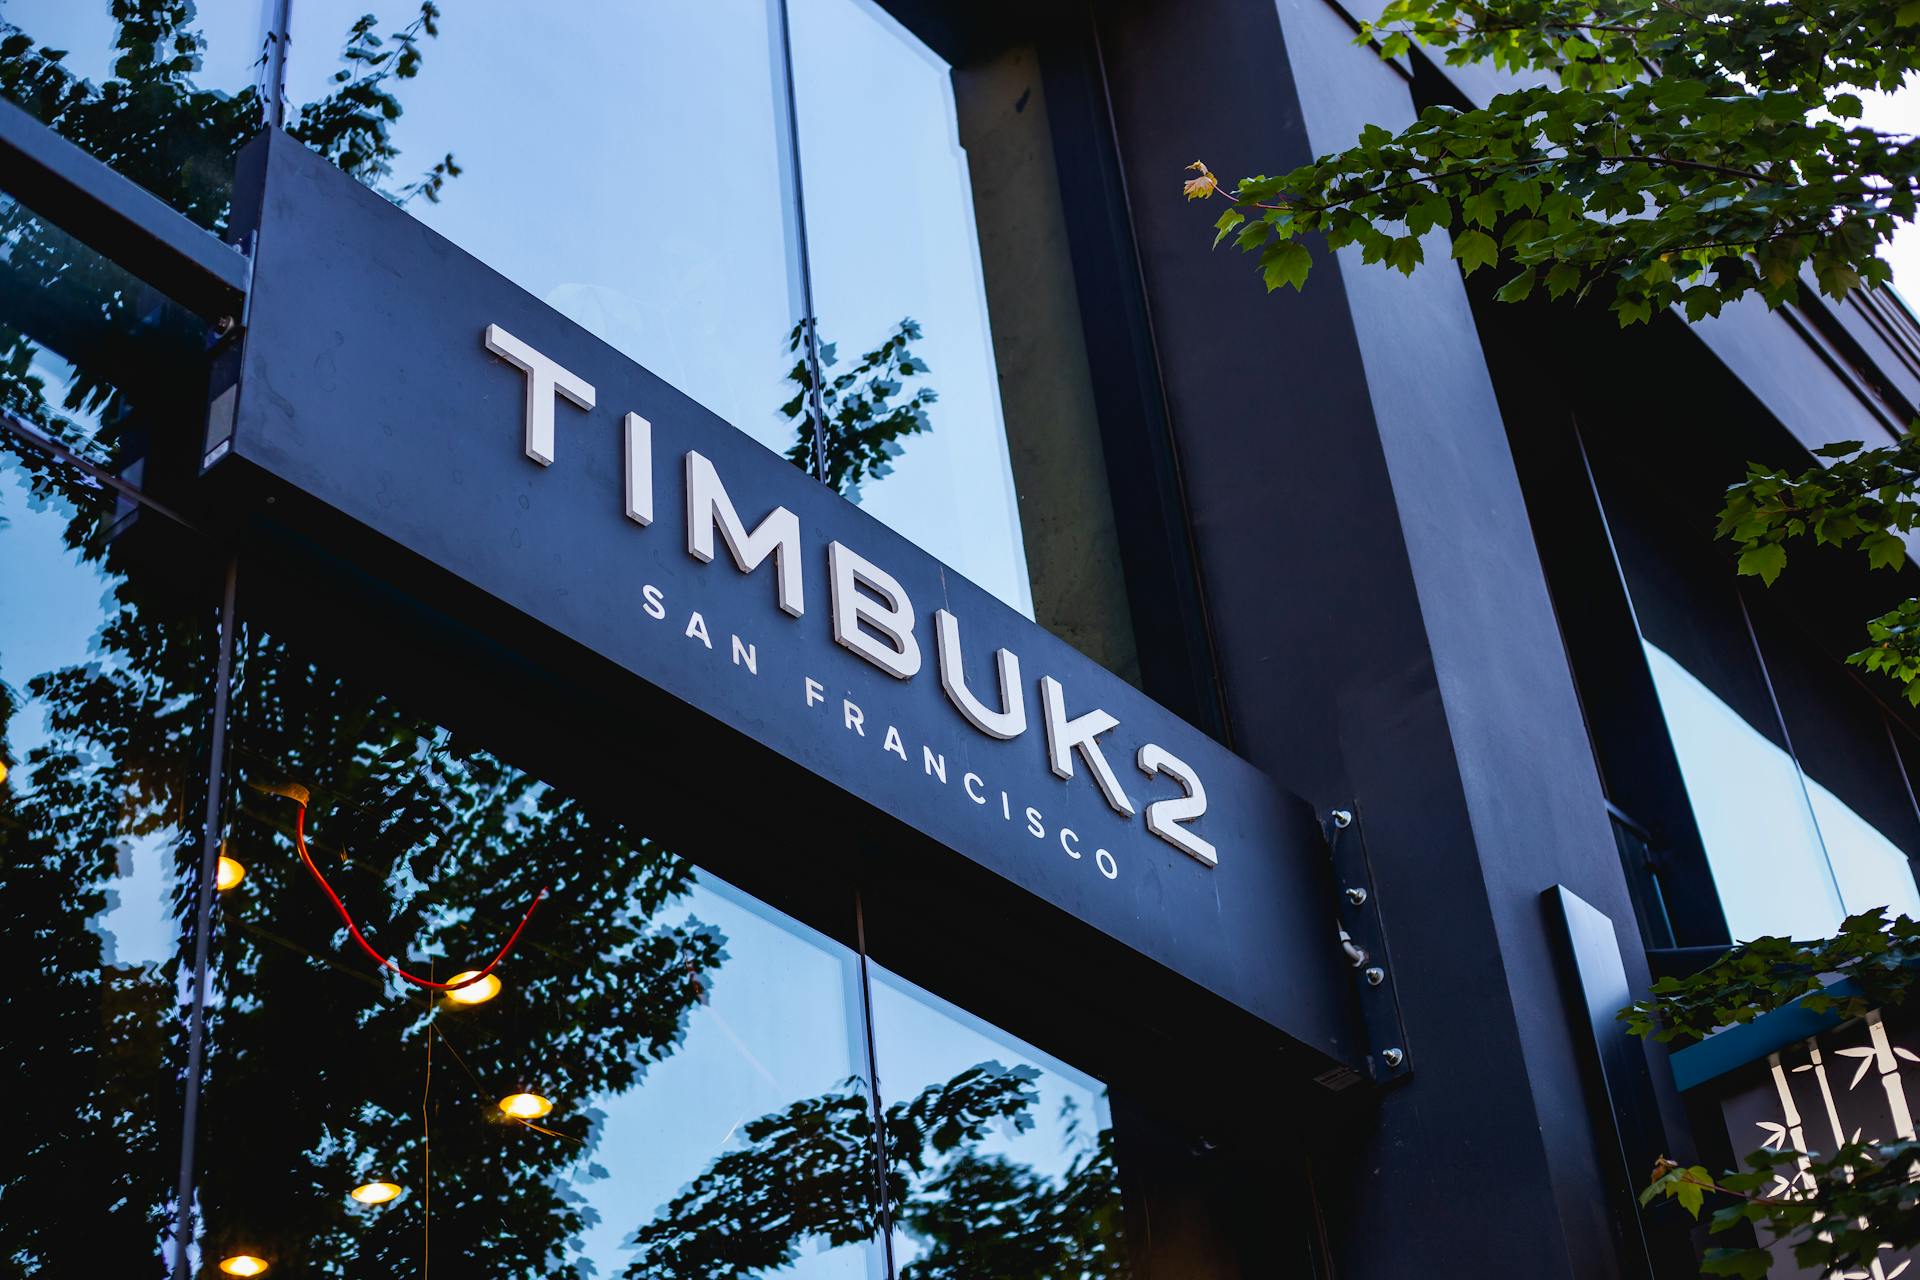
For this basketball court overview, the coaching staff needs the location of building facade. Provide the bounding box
[2,1,1919,1277]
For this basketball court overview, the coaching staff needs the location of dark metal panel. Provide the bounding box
[0,98,248,321]
[1547,885,1692,1277]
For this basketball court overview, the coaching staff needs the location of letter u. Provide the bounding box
[934,608,1026,740]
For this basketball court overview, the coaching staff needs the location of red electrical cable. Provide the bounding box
[290,797,548,992]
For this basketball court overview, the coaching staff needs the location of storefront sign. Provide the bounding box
[204,130,1354,1061]
[480,320,1219,872]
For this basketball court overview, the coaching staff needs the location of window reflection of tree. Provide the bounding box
[0,470,212,1274]
[783,316,937,502]
[0,4,1123,1275]
[628,1062,1128,1280]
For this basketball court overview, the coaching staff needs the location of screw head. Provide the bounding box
[1331,809,1353,829]
[1345,885,1368,906]
[1364,965,1385,987]
[1380,1047,1404,1068]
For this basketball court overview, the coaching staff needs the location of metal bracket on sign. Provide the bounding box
[1326,805,1412,1085]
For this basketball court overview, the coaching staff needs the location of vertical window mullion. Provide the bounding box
[852,890,898,1278]
[1735,588,1849,911]
[262,0,293,129]
[772,0,830,485]
[171,554,239,1280]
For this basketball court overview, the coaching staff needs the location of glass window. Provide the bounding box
[0,0,265,102]
[0,192,211,475]
[1598,461,1920,939]
[1750,611,1920,922]
[867,964,1128,1277]
[1644,638,1920,939]
[0,0,268,230]
[279,0,1141,649]
[283,0,808,457]
[1805,777,1920,921]
[196,628,885,1277]
[1642,641,1846,940]
[787,0,1035,615]
[0,448,218,1274]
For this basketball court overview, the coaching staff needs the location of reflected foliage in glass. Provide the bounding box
[787,0,1034,613]
[202,635,738,1275]
[782,317,936,501]
[0,451,213,1274]
[869,968,1128,1279]
[285,0,805,456]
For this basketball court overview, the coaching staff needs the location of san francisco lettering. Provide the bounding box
[485,323,1218,870]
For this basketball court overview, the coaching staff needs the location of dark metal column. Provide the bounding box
[1089,0,1667,1273]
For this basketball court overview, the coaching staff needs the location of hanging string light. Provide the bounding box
[248,780,548,992]
[218,1257,269,1276]
[444,970,501,1005]
[498,1092,554,1120]
[0,759,9,786]
[350,1181,404,1205]
[216,852,247,891]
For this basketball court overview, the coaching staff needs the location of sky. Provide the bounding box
[1862,83,1920,305]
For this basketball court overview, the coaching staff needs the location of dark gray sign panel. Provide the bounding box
[207,130,1354,1069]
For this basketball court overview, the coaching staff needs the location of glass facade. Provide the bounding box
[199,627,882,1276]
[281,0,807,460]
[867,965,1126,1276]
[0,10,1144,1272]
[0,0,1149,672]
[0,382,1133,1280]
[277,0,1035,615]
[1596,460,1920,942]
[787,0,1033,613]
[0,449,217,1271]
[1643,640,1853,939]
[184,608,1127,1276]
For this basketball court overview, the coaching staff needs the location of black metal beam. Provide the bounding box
[0,95,249,321]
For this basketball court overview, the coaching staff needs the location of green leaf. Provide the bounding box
[1213,209,1247,248]
[1544,263,1582,299]
[1462,189,1501,228]
[1235,218,1271,252]
[1863,529,1907,572]
[1737,542,1789,585]
[1701,1247,1775,1278]
[1405,193,1451,236]
[1450,228,1499,275]
[1494,268,1536,303]
[1385,235,1424,274]
[1676,1167,1711,1218]
[1682,287,1723,322]
[1831,92,1864,119]
[1613,296,1653,326]
[1261,240,1313,292]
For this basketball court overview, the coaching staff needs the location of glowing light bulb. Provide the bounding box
[215,855,246,891]
[219,1257,269,1277]
[445,971,501,1005]
[350,1181,403,1205]
[499,1092,553,1119]
[0,759,9,785]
